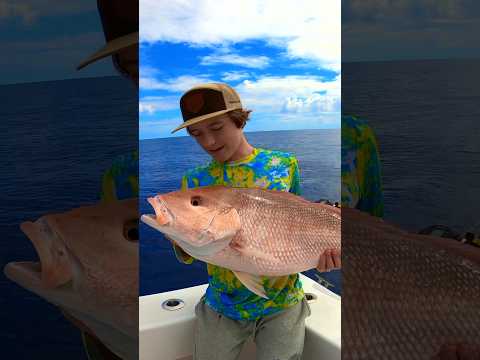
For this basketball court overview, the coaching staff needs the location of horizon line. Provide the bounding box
[140,127,340,141]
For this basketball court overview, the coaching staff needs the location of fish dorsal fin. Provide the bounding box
[232,271,268,299]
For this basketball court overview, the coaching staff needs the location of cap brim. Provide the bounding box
[76,32,138,70]
[171,109,235,134]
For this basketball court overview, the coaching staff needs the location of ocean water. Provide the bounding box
[139,129,341,295]
[0,76,137,359]
[343,59,480,233]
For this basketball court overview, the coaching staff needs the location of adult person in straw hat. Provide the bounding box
[65,1,139,359]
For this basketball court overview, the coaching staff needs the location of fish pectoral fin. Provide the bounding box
[232,271,268,299]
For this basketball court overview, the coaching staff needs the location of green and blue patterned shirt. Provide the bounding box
[100,150,139,202]
[342,115,384,217]
[316,116,384,295]
[174,148,305,321]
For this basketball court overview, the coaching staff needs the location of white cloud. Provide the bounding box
[282,93,340,113]
[140,74,213,92]
[201,54,269,69]
[140,0,340,71]
[139,73,340,115]
[138,74,340,137]
[275,112,339,126]
[236,75,340,114]
[139,103,156,114]
[139,96,178,114]
[140,65,161,77]
[221,71,252,81]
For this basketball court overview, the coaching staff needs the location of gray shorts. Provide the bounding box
[193,296,312,360]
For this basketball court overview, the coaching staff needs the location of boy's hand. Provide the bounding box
[317,248,341,272]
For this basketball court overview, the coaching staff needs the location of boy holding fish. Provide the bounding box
[168,83,340,360]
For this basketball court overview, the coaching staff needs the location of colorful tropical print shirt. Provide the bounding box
[316,116,385,295]
[100,150,139,201]
[173,148,305,321]
[342,115,384,217]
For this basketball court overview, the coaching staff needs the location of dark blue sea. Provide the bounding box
[1,76,137,359]
[343,59,480,233]
[139,129,341,296]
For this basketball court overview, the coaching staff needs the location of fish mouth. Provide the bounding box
[4,261,43,289]
[146,195,174,226]
[140,213,232,257]
[4,217,73,293]
[140,213,166,232]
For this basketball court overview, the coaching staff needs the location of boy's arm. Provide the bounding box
[171,175,195,264]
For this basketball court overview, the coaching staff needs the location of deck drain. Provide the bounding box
[305,293,317,302]
[162,298,185,311]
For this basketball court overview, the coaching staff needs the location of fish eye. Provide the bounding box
[191,196,202,207]
[123,218,139,242]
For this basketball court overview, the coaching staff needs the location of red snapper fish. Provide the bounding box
[342,207,480,359]
[141,186,341,298]
[4,199,139,360]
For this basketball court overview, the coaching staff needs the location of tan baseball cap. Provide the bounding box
[77,32,138,70]
[172,83,243,133]
[76,0,138,70]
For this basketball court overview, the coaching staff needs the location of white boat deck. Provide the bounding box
[139,274,341,360]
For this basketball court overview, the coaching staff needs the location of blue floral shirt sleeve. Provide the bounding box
[289,158,301,196]
[342,115,384,217]
[100,150,138,201]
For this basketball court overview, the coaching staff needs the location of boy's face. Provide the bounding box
[188,114,244,163]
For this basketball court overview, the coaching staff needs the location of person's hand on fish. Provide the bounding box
[316,248,341,272]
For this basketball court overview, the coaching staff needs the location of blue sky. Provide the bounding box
[139,0,341,139]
